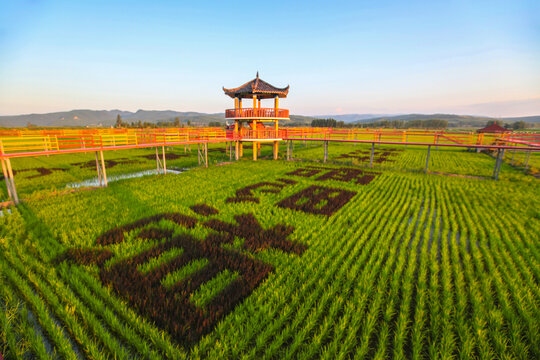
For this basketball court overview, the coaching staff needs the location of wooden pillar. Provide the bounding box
[425,145,431,174]
[369,143,375,168]
[198,143,201,165]
[155,147,160,172]
[95,152,102,186]
[253,141,257,161]
[253,95,258,160]
[2,158,13,201]
[162,146,167,174]
[234,122,239,160]
[524,150,531,170]
[5,158,19,204]
[204,143,208,168]
[100,151,108,186]
[273,95,279,160]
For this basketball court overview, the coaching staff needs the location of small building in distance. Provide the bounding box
[477,123,511,133]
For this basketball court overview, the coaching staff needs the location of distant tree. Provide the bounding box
[173,117,181,127]
[512,121,527,130]
[26,122,37,128]
[486,120,503,127]
[208,121,223,127]
[187,120,192,127]
[115,114,123,128]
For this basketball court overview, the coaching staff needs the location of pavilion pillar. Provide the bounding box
[253,120,258,161]
[273,96,279,160]
[234,121,239,160]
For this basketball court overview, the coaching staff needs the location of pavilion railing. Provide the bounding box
[225,108,289,119]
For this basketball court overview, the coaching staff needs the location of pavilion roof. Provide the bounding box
[477,123,511,133]
[223,72,289,99]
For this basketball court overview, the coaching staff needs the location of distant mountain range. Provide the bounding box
[318,113,540,126]
[0,109,538,128]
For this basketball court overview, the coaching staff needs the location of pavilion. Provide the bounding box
[223,73,290,160]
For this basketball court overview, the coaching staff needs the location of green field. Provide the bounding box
[1,142,539,359]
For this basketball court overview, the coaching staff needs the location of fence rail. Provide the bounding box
[1,127,539,158]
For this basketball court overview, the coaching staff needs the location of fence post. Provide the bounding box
[425,145,431,174]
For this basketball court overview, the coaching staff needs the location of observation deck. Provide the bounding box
[225,108,289,120]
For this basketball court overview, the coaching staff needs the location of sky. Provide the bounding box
[0,0,539,117]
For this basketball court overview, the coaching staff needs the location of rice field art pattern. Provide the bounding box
[1,155,539,360]
[57,206,306,347]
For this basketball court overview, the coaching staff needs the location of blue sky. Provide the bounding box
[0,0,539,116]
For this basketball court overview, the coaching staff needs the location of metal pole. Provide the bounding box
[369,142,375,168]
[100,151,108,186]
[424,145,431,174]
[162,146,167,174]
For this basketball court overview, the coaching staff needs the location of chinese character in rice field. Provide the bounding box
[57,204,306,347]
[286,166,379,185]
[277,185,357,216]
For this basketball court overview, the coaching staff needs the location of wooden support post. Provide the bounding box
[156,147,160,172]
[1,158,13,201]
[273,141,278,160]
[198,143,201,165]
[494,149,505,180]
[5,158,19,204]
[425,145,431,174]
[204,143,208,168]
[100,151,108,186]
[162,146,167,174]
[287,140,290,160]
[524,150,531,170]
[253,141,257,161]
[95,152,103,187]
[369,142,375,168]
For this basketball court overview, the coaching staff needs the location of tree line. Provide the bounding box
[311,118,449,129]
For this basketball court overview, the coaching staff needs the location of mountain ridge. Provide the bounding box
[0,110,538,127]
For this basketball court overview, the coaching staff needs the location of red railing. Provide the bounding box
[225,108,289,119]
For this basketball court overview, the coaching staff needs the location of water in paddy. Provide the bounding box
[67,168,186,188]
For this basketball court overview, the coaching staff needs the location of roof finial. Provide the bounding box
[256,71,259,79]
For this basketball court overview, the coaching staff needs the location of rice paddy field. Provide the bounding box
[1,141,539,359]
